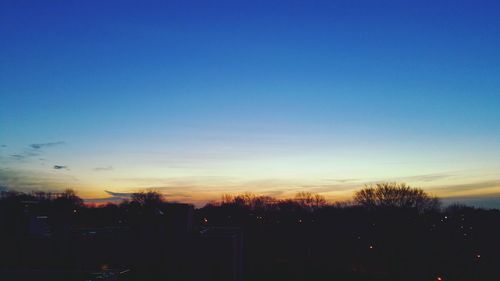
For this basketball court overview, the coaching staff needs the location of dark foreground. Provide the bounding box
[1,190,500,281]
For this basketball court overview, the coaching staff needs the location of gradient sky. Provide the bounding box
[1,1,499,207]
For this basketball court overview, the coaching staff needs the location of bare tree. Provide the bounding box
[221,194,234,205]
[295,192,327,209]
[222,193,277,210]
[131,190,163,206]
[54,189,83,207]
[353,182,440,212]
[313,193,327,208]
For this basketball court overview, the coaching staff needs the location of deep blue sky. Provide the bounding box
[1,1,499,206]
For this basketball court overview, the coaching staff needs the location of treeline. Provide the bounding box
[2,183,500,281]
[210,182,441,213]
[0,182,475,230]
[195,184,500,281]
[0,182,444,212]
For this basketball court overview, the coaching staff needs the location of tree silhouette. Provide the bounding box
[295,192,327,209]
[353,182,440,212]
[4,183,500,281]
[220,193,277,211]
[131,190,163,206]
[54,189,83,207]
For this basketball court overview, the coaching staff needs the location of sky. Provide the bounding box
[1,0,499,207]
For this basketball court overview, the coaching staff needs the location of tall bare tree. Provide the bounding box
[353,182,440,212]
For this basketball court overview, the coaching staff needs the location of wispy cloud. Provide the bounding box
[8,141,65,161]
[81,190,132,204]
[154,188,193,199]
[94,166,113,171]
[428,180,500,197]
[324,178,360,183]
[9,151,39,160]
[83,188,196,205]
[84,197,127,204]
[30,141,65,150]
[9,154,27,160]
[105,190,133,197]
[398,173,453,182]
[53,165,68,170]
[0,168,79,191]
[120,187,194,200]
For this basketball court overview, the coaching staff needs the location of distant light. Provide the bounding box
[369,245,373,249]
[476,254,481,259]
[203,218,208,223]
[437,276,443,281]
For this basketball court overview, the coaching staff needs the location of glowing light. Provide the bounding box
[437,276,443,281]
